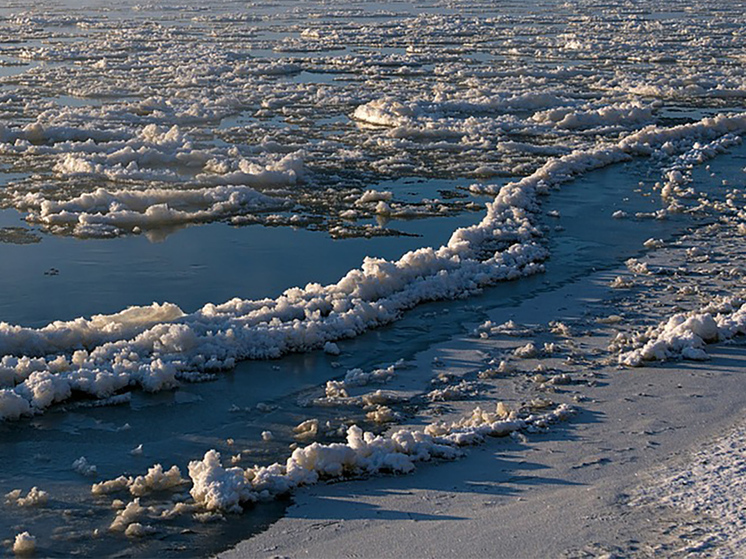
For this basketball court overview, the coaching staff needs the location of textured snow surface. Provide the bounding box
[634,420,746,556]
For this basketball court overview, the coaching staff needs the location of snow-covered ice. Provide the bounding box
[1,0,746,556]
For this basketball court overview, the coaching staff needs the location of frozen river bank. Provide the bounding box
[0,0,745,556]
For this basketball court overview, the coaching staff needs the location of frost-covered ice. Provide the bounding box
[1,0,746,556]
[616,300,746,366]
[12,532,35,555]
[633,420,746,556]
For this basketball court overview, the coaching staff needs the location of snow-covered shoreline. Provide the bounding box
[1,0,746,556]
[221,208,746,559]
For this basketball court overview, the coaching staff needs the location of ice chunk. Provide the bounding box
[12,532,35,555]
[72,457,98,477]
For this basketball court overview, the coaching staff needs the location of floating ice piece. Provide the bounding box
[92,464,186,497]
[643,238,665,249]
[356,190,393,204]
[294,419,319,441]
[626,258,651,275]
[514,343,538,358]
[124,522,156,538]
[109,499,146,532]
[361,390,406,407]
[610,276,634,289]
[549,321,573,337]
[12,532,35,555]
[532,101,654,130]
[324,380,348,399]
[366,405,399,424]
[343,365,396,386]
[426,380,479,402]
[323,342,341,356]
[19,184,284,237]
[72,456,98,477]
[188,450,254,513]
[474,320,537,338]
[5,487,48,507]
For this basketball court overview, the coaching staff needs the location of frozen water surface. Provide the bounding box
[0,0,744,556]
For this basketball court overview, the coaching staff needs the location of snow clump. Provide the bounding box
[12,532,35,555]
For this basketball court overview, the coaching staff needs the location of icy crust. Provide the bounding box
[617,301,746,367]
[18,185,285,237]
[1,113,746,419]
[94,402,573,519]
[0,123,300,236]
[633,421,746,556]
[0,0,744,240]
